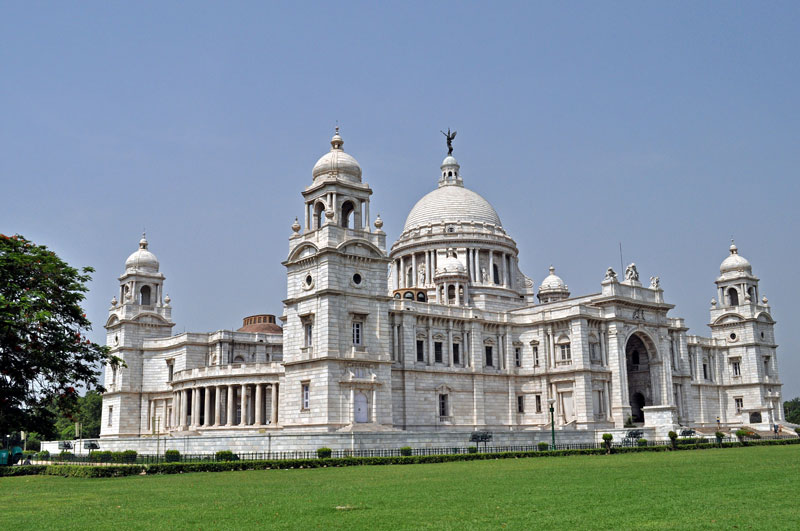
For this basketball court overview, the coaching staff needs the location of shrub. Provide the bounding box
[602,433,613,454]
[735,428,751,443]
[36,450,50,459]
[624,416,635,428]
[215,450,238,462]
[668,431,678,449]
[164,450,181,462]
[317,447,332,459]
[715,431,725,442]
[795,427,800,436]
[399,446,412,457]
[467,446,478,454]
[637,438,648,447]
[56,451,74,462]
[537,442,550,451]
[90,451,113,462]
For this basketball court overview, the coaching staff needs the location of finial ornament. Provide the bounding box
[291,217,301,233]
[441,128,457,156]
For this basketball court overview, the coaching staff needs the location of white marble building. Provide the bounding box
[98,130,786,445]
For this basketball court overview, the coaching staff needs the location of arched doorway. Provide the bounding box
[354,392,368,423]
[625,333,655,423]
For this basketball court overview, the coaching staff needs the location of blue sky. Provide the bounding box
[2,1,799,397]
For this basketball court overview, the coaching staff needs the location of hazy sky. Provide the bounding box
[2,2,798,398]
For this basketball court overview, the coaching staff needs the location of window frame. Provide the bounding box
[301,382,310,411]
[484,345,493,367]
[416,340,425,362]
[434,341,443,363]
[517,395,525,413]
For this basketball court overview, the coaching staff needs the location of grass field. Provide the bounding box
[1,445,797,530]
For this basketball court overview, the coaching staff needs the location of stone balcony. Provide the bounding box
[173,362,283,384]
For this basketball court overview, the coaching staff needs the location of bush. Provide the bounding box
[36,450,50,459]
[164,450,181,462]
[537,442,550,451]
[467,446,478,454]
[56,451,74,462]
[624,416,635,428]
[215,450,238,462]
[317,447,332,459]
[668,431,678,449]
[637,438,648,447]
[399,447,412,457]
[715,431,725,442]
[90,450,113,462]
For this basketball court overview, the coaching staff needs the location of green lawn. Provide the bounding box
[1,445,797,530]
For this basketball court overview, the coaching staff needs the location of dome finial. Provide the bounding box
[139,231,148,249]
[549,265,555,274]
[331,124,343,150]
[730,238,738,255]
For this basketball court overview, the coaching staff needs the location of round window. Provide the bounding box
[353,273,362,285]
[729,333,737,341]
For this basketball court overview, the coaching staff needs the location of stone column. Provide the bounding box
[412,253,417,287]
[394,260,400,290]
[365,200,370,230]
[240,384,247,426]
[204,386,212,426]
[426,251,431,285]
[447,327,453,367]
[214,385,222,426]
[489,251,494,284]
[181,390,188,429]
[455,282,461,305]
[227,385,235,426]
[350,388,355,423]
[192,388,200,427]
[427,318,433,365]
[255,383,263,426]
[271,384,279,425]
[399,256,405,288]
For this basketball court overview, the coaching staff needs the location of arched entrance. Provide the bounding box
[354,392,368,423]
[625,333,655,423]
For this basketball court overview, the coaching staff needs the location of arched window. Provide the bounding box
[403,292,414,300]
[233,355,245,364]
[313,201,326,229]
[728,288,739,306]
[416,292,426,302]
[447,285,456,303]
[748,286,756,302]
[139,285,151,305]
[341,201,355,228]
[493,264,500,285]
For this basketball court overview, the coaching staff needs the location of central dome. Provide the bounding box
[403,186,502,232]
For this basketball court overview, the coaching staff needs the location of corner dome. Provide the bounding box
[125,234,159,273]
[720,241,752,276]
[435,252,467,276]
[403,186,501,232]
[539,266,566,291]
[311,128,362,183]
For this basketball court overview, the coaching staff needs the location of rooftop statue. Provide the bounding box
[625,263,639,282]
[441,128,457,156]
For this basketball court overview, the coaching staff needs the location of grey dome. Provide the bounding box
[311,130,362,183]
[720,242,752,276]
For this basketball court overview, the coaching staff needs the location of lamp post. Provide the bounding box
[548,398,556,450]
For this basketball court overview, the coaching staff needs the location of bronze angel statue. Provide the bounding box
[441,128,457,155]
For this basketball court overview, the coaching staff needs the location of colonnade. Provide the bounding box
[171,382,279,430]
[394,249,514,290]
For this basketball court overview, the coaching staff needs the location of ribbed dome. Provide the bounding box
[403,186,502,231]
[539,266,567,291]
[311,129,362,183]
[720,242,752,275]
[125,234,159,273]
[436,253,467,276]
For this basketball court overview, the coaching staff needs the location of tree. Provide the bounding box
[0,234,116,438]
[784,397,800,425]
[53,390,103,440]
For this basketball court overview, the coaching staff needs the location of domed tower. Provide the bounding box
[282,129,393,431]
[101,234,175,437]
[390,139,535,309]
[537,266,570,303]
[709,241,783,427]
[433,248,470,305]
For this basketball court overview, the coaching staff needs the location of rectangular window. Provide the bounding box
[560,344,571,361]
[590,343,601,362]
[703,363,709,380]
[439,394,449,417]
[732,361,741,377]
[416,340,425,362]
[352,321,362,346]
[670,340,676,366]
[304,323,313,347]
[735,397,743,414]
[533,346,539,367]
[108,406,113,426]
[535,394,542,413]
[593,390,605,416]
[301,383,310,410]
[434,341,443,363]
[452,343,460,365]
[167,363,173,383]
[485,346,493,367]
[517,395,525,413]
[514,347,521,367]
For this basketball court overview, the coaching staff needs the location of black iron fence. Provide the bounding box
[23,433,796,465]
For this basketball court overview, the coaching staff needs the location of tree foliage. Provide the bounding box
[784,397,800,425]
[0,234,115,437]
[53,390,103,439]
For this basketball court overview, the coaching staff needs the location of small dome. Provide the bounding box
[435,251,467,277]
[311,128,362,183]
[539,266,567,292]
[441,155,459,168]
[125,234,159,273]
[720,241,752,276]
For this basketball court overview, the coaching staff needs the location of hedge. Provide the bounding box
[2,438,796,478]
